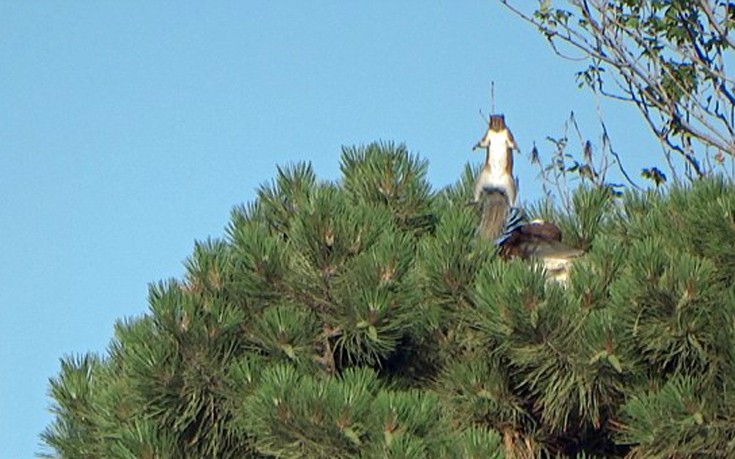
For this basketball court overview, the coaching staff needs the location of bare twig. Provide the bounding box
[499,0,735,182]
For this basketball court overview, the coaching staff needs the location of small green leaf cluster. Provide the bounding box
[42,145,735,457]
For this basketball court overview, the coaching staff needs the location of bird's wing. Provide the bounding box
[499,220,584,260]
[494,206,525,246]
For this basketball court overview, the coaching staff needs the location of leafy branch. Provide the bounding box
[501,0,735,180]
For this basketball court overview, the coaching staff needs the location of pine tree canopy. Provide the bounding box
[42,143,735,458]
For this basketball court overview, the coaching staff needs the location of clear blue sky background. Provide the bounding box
[0,2,659,457]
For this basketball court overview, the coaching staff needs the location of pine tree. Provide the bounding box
[42,143,735,458]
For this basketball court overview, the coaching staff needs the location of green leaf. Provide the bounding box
[281,344,296,360]
[589,350,608,364]
[342,426,362,446]
[607,354,623,373]
[368,326,378,341]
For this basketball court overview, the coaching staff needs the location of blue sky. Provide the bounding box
[0,2,659,457]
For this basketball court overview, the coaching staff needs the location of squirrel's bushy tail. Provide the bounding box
[477,189,511,242]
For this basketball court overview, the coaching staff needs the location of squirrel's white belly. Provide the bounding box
[474,168,517,205]
[488,146,510,173]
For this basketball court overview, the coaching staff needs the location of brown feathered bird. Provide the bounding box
[474,115,583,283]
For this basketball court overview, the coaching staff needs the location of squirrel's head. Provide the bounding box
[489,114,507,132]
[474,114,516,151]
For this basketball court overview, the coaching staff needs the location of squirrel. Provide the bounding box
[472,114,584,283]
[472,114,518,207]
[472,114,518,242]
